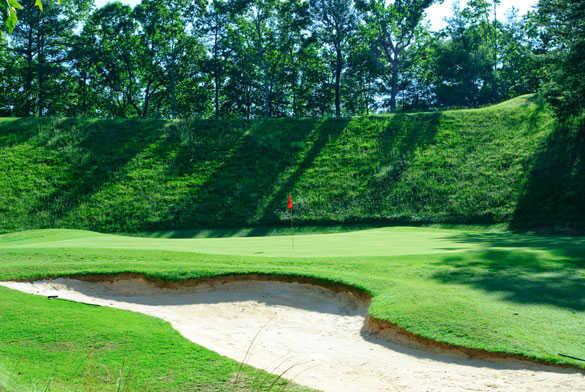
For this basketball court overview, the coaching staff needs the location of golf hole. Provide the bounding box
[2,275,584,392]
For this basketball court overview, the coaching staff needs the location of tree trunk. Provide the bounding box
[213,27,221,116]
[81,72,88,115]
[142,80,152,118]
[214,66,220,117]
[25,26,34,115]
[492,0,498,100]
[290,69,297,116]
[389,59,399,112]
[169,61,177,118]
[37,33,45,116]
[334,45,342,117]
[255,17,270,118]
[263,60,270,117]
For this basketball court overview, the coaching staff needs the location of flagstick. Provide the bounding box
[290,208,294,251]
[287,194,294,251]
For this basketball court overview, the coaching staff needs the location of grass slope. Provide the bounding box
[1,226,584,391]
[0,95,565,233]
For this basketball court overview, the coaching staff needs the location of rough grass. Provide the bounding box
[0,95,566,233]
[0,226,584,392]
[0,284,309,392]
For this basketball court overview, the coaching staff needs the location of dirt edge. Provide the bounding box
[7,271,582,371]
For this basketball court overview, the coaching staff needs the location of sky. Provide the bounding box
[93,0,538,31]
[425,0,538,30]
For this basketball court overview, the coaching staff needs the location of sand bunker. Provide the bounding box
[2,277,584,392]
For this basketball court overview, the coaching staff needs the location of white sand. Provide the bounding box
[2,278,584,392]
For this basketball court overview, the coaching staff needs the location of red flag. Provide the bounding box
[287,194,293,210]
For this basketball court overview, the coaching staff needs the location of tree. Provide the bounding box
[134,0,199,118]
[398,27,435,110]
[0,33,15,115]
[537,0,585,116]
[431,3,496,107]
[267,0,310,116]
[429,1,537,108]
[357,0,436,111]
[9,0,90,116]
[291,37,333,116]
[496,9,540,99]
[0,0,565,119]
[200,0,232,116]
[76,3,142,117]
[344,25,383,114]
[311,0,355,117]
[242,0,278,117]
[222,16,259,118]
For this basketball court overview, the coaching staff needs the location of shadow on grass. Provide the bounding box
[511,115,585,231]
[33,118,165,226]
[0,117,45,147]
[161,118,349,229]
[368,112,441,214]
[448,231,585,260]
[432,244,585,310]
[133,223,388,238]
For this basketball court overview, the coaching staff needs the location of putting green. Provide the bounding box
[1,226,584,391]
[0,226,484,257]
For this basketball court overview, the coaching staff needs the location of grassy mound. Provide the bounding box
[2,95,574,233]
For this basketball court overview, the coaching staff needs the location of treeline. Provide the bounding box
[0,0,582,118]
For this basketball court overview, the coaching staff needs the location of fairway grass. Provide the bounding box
[1,226,584,391]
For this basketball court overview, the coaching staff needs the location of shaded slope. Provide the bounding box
[511,113,585,230]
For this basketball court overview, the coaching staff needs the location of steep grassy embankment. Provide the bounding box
[0,95,572,233]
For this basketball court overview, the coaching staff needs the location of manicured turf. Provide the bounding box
[1,226,584,391]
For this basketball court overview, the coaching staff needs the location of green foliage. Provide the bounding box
[1,0,544,117]
[430,1,539,108]
[0,96,568,233]
[536,0,585,117]
[310,0,356,117]
[356,0,436,111]
[5,0,91,116]
[4,0,23,33]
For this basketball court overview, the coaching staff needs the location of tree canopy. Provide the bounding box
[1,0,582,118]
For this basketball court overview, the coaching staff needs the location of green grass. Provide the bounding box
[0,285,307,392]
[1,95,571,233]
[1,226,584,391]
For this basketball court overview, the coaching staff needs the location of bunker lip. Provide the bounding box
[4,272,582,372]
